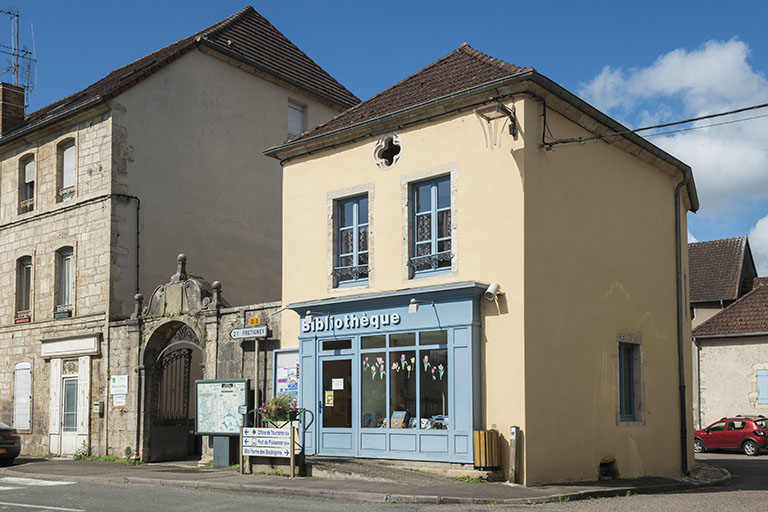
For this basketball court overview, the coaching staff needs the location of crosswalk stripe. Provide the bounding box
[0,477,75,487]
[0,502,84,511]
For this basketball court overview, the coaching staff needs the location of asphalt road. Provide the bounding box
[0,453,765,511]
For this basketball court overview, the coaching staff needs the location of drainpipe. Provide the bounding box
[694,337,701,429]
[674,178,690,476]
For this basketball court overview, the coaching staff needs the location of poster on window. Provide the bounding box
[274,351,299,401]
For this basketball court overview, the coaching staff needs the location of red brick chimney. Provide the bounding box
[0,83,25,135]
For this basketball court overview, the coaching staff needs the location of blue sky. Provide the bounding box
[8,1,768,269]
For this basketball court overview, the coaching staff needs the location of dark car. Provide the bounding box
[0,421,21,466]
[694,415,768,456]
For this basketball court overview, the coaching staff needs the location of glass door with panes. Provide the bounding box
[318,358,354,455]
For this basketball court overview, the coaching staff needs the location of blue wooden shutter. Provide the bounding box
[758,370,768,404]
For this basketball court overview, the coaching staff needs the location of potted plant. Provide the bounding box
[258,393,299,424]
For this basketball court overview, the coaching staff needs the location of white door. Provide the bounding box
[61,377,79,455]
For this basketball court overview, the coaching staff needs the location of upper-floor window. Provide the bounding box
[335,195,369,285]
[56,247,74,316]
[18,156,35,214]
[57,139,76,202]
[411,175,451,274]
[15,256,32,322]
[287,101,305,139]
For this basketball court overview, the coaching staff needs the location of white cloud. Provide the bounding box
[579,39,768,215]
[688,231,698,243]
[749,215,768,275]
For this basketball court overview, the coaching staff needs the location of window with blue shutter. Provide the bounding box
[758,370,768,405]
[619,342,637,421]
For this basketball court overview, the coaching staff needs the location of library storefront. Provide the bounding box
[289,282,485,463]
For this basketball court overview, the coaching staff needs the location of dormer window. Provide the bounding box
[58,139,76,202]
[18,155,35,214]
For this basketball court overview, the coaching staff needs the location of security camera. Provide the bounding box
[484,282,501,301]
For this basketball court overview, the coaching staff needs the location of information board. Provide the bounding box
[195,379,249,435]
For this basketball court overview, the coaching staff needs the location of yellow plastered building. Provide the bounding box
[267,44,698,485]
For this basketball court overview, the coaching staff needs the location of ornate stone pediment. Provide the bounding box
[143,254,229,317]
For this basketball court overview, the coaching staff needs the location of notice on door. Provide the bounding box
[324,390,334,407]
[331,378,344,390]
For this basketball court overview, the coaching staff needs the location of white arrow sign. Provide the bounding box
[230,326,267,339]
[243,446,290,458]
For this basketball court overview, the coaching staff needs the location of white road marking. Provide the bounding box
[0,477,74,487]
[0,502,84,511]
[0,486,20,490]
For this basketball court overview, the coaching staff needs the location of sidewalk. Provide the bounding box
[0,456,730,505]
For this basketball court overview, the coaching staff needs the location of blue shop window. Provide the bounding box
[619,342,637,421]
[411,176,451,275]
[360,331,448,429]
[335,195,369,286]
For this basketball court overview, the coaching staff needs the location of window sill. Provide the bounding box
[411,267,452,280]
[336,279,369,289]
[14,313,31,324]
[54,308,73,319]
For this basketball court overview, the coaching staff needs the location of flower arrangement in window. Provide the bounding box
[423,355,446,380]
[258,393,298,422]
[362,356,386,379]
[391,354,415,378]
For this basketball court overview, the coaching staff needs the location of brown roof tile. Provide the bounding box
[286,43,531,143]
[4,6,358,140]
[689,236,748,303]
[693,283,768,336]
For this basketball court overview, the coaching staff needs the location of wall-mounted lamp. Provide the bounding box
[484,282,502,302]
[408,298,436,314]
[305,310,331,323]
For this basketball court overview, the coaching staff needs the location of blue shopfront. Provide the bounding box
[289,282,485,463]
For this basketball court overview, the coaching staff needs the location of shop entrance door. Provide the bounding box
[318,358,354,455]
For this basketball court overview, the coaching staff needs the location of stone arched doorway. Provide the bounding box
[142,320,205,462]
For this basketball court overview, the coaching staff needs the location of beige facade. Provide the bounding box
[272,63,696,483]
[0,8,355,460]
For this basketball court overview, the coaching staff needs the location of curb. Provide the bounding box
[0,462,731,505]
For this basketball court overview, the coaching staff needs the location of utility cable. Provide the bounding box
[542,101,768,148]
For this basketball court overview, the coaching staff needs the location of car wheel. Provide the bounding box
[743,440,759,456]
[694,438,705,453]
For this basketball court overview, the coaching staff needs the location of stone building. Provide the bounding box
[1,7,357,459]
[693,278,768,428]
[267,44,698,484]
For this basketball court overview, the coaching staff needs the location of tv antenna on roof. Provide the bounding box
[0,10,36,106]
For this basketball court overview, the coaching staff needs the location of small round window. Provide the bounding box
[373,133,402,170]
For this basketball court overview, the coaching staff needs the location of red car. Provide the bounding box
[694,416,768,456]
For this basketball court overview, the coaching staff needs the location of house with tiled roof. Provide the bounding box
[0,6,357,461]
[693,280,768,428]
[689,236,757,328]
[266,44,698,484]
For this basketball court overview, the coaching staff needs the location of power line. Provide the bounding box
[542,101,768,148]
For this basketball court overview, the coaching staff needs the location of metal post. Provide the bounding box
[509,426,520,484]
[289,426,296,478]
[239,427,243,475]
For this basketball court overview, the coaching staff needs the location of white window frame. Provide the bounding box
[56,247,74,311]
[58,139,76,201]
[287,101,305,139]
[19,155,35,213]
[16,255,32,318]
